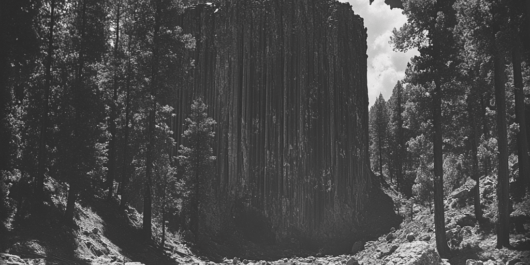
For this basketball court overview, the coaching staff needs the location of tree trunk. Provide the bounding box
[527,1,530,66]
[120,49,131,209]
[143,100,155,240]
[107,1,121,201]
[0,2,10,172]
[120,12,134,208]
[469,86,482,222]
[433,79,450,257]
[65,184,78,222]
[379,132,383,176]
[396,83,404,194]
[161,208,166,249]
[36,0,55,202]
[65,0,87,224]
[431,5,450,255]
[143,0,161,240]
[194,166,199,241]
[513,45,530,195]
[494,49,510,248]
[480,92,490,175]
[409,201,413,220]
[161,177,167,249]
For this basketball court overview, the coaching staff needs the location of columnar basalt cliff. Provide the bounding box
[173,0,397,245]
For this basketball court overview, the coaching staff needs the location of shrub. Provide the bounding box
[412,161,434,209]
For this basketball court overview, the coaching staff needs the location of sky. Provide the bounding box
[338,0,419,106]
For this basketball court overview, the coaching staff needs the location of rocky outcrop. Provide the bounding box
[383,242,443,265]
[448,178,476,208]
[174,0,397,244]
[1,253,27,265]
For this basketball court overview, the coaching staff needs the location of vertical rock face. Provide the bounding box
[174,0,394,244]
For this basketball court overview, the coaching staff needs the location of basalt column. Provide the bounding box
[174,0,391,244]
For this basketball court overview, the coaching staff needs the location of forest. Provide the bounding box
[368,0,530,260]
[0,0,530,264]
[0,0,209,253]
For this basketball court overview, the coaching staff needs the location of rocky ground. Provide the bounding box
[346,175,530,265]
[1,175,529,265]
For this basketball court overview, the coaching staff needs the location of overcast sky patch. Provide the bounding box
[338,0,419,106]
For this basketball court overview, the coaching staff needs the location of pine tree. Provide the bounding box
[35,0,55,203]
[106,0,123,201]
[0,0,39,173]
[178,98,216,241]
[63,0,108,223]
[388,81,406,193]
[509,0,530,197]
[369,94,389,178]
[453,0,512,248]
[131,0,191,241]
[392,0,458,256]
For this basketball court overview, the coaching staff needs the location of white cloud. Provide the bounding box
[338,0,419,106]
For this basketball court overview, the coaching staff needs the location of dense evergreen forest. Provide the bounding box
[1,0,530,264]
[368,0,530,257]
[0,0,204,244]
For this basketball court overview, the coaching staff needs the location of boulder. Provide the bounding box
[9,241,46,257]
[513,238,530,250]
[483,179,493,186]
[460,237,479,250]
[407,233,416,242]
[507,259,522,265]
[446,221,457,230]
[460,226,473,238]
[110,255,119,262]
[351,241,364,254]
[301,256,315,263]
[481,181,494,200]
[85,241,100,257]
[510,210,530,234]
[447,227,463,248]
[446,226,461,238]
[84,240,110,257]
[455,214,476,227]
[378,244,398,259]
[420,234,431,241]
[93,257,113,264]
[386,233,395,242]
[0,253,27,265]
[384,241,442,265]
[346,258,359,265]
[451,178,476,203]
[450,199,461,209]
[451,189,469,200]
